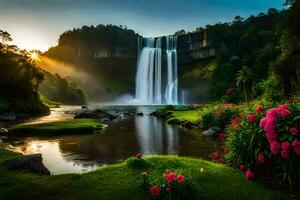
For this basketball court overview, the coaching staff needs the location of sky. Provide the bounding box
[0,0,285,51]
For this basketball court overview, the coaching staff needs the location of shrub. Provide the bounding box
[226,103,300,186]
[199,104,240,130]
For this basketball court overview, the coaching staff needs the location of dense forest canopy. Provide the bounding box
[177,6,299,103]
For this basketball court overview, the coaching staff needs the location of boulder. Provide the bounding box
[0,127,8,134]
[136,112,144,116]
[6,154,50,175]
[74,109,117,121]
[202,128,217,136]
[81,105,89,109]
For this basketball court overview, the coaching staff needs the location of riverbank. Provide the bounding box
[7,119,104,136]
[0,148,280,200]
[151,103,240,131]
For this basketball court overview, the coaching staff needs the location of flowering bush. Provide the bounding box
[140,169,195,199]
[225,103,300,185]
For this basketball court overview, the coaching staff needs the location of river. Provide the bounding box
[0,105,221,175]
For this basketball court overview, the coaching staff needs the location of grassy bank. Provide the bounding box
[153,104,240,130]
[0,148,280,200]
[8,119,104,136]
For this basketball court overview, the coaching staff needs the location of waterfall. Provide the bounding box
[165,36,178,104]
[135,36,178,105]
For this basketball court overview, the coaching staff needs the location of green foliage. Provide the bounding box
[236,66,254,102]
[39,95,60,108]
[39,71,85,105]
[126,157,149,169]
[0,44,49,115]
[204,10,286,100]
[272,1,300,96]
[0,99,9,113]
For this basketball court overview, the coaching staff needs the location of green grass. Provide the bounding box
[39,95,60,108]
[8,119,104,136]
[0,148,279,200]
[167,110,200,123]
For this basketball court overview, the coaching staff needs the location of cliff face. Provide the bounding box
[177,31,217,66]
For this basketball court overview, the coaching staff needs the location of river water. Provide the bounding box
[0,105,220,175]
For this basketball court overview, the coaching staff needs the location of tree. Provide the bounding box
[268,8,278,15]
[0,30,12,44]
[236,66,253,103]
[174,29,186,36]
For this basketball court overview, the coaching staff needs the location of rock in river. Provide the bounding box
[6,154,50,175]
[74,109,117,122]
[202,127,217,136]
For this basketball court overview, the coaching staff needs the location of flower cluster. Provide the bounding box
[146,169,187,198]
[226,103,300,185]
[259,104,299,158]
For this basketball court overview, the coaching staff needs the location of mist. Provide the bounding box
[37,56,107,104]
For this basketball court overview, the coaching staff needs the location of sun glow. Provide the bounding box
[29,51,40,63]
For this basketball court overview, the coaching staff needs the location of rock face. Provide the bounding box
[6,154,50,175]
[74,109,117,122]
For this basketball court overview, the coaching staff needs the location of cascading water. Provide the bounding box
[135,36,178,105]
[165,36,178,104]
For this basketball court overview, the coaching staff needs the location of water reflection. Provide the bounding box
[135,114,179,155]
[1,106,221,175]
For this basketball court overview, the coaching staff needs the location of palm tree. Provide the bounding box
[236,66,253,103]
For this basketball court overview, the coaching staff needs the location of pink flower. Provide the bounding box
[255,105,264,113]
[279,109,291,117]
[292,140,300,155]
[270,141,281,155]
[266,131,278,142]
[247,114,255,123]
[259,118,266,129]
[257,153,266,164]
[276,104,288,111]
[239,164,246,172]
[264,117,277,133]
[232,117,239,130]
[245,169,255,180]
[219,133,226,142]
[135,153,143,159]
[281,141,291,150]
[281,150,290,159]
[165,172,177,183]
[290,127,298,136]
[266,108,277,118]
[163,169,171,178]
[151,185,160,197]
[212,151,221,161]
[177,174,185,184]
